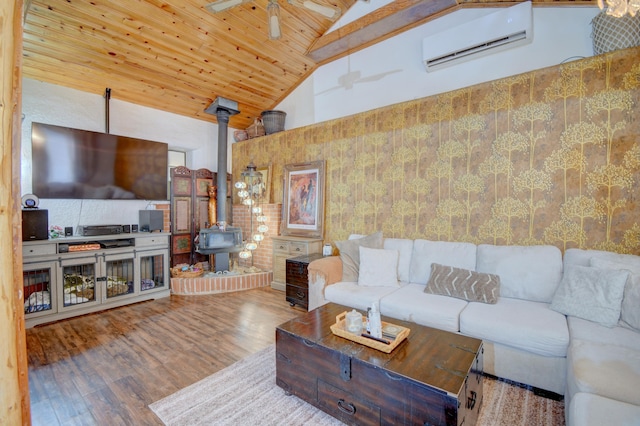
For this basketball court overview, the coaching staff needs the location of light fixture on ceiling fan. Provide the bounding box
[267,0,282,40]
[205,0,341,40]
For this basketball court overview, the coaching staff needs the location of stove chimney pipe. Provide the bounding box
[204,97,240,224]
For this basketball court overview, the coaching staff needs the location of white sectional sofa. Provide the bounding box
[307,234,640,425]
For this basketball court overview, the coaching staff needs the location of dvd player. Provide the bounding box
[78,225,123,236]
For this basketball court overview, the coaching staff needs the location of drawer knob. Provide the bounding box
[296,291,305,299]
[337,399,356,416]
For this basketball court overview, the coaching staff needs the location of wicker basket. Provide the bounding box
[592,11,640,55]
[234,130,248,142]
[171,262,206,278]
[261,110,286,134]
[246,118,265,139]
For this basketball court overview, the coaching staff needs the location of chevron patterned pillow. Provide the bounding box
[425,263,500,304]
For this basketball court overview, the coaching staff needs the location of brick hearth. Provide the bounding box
[170,271,272,295]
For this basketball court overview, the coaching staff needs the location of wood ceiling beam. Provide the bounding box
[307,0,597,65]
[307,0,459,65]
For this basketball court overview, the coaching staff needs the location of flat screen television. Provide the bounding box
[31,122,169,200]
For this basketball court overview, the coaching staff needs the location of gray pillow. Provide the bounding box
[425,263,500,304]
[590,257,640,332]
[550,264,628,327]
[335,232,383,282]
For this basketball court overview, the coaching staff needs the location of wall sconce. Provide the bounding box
[268,0,282,40]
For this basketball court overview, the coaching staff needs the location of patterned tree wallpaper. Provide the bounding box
[233,46,640,255]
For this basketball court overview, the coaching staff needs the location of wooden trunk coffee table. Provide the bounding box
[276,303,483,426]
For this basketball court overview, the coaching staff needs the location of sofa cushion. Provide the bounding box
[335,232,383,282]
[324,281,400,312]
[409,240,476,285]
[567,316,640,352]
[564,248,640,269]
[476,244,563,303]
[567,339,640,406]
[379,283,468,332]
[358,247,399,287]
[425,263,499,304]
[590,257,640,332]
[568,393,640,426]
[383,238,414,283]
[459,297,569,357]
[550,264,627,327]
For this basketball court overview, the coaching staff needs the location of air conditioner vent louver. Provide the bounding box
[422,2,532,72]
[426,31,527,69]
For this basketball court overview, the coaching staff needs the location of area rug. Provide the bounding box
[150,345,564,425]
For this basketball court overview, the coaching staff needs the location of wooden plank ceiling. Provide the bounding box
[22,0,596,129]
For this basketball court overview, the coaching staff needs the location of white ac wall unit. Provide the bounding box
[422,1,533,72]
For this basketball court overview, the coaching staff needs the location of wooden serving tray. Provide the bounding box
[330,311,410,353]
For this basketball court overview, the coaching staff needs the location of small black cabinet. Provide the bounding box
[285,253,325,310]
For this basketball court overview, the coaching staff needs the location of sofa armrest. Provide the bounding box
[307,256,343,311]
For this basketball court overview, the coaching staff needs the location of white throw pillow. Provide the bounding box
[590,257,640,332]
[335,232,383,282]
[358,246,399,287]
[551,264,628,327]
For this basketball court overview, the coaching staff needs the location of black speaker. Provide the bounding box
[64,226,73,237]
[139,210,163,232]
[131,224,139,233]
[122,224,131,233]
[22,209,49,241]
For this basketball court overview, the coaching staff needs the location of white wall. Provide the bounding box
[277,6,600,128]
[21,79,225,229]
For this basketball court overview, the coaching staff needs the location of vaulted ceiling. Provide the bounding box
[22,0,595,129]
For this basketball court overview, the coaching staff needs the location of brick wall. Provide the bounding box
[233,203,281,271]
[154,203,171,232]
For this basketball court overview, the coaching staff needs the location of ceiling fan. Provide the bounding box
[205,0,342,40]
[316,55,402,95]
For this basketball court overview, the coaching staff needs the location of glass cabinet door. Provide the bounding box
[139,250,167,292]
[60,260,97,308]
[23,261,56,317]
[104,256,135,299]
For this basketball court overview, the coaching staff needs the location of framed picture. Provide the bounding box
[256,164,272,203]
[281,161,325,238]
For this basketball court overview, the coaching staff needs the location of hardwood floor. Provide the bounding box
[26,287,301,425]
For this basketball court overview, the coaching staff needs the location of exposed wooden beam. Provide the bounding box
[2,0,31,424]
[307,0,597,65]
[308,0,458,65]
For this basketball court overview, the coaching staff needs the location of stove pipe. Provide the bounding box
[204,97,240,224]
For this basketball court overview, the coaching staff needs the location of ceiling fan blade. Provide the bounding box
[205,0,254,14]
[355,69,402,83]
[287,0,341,19]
